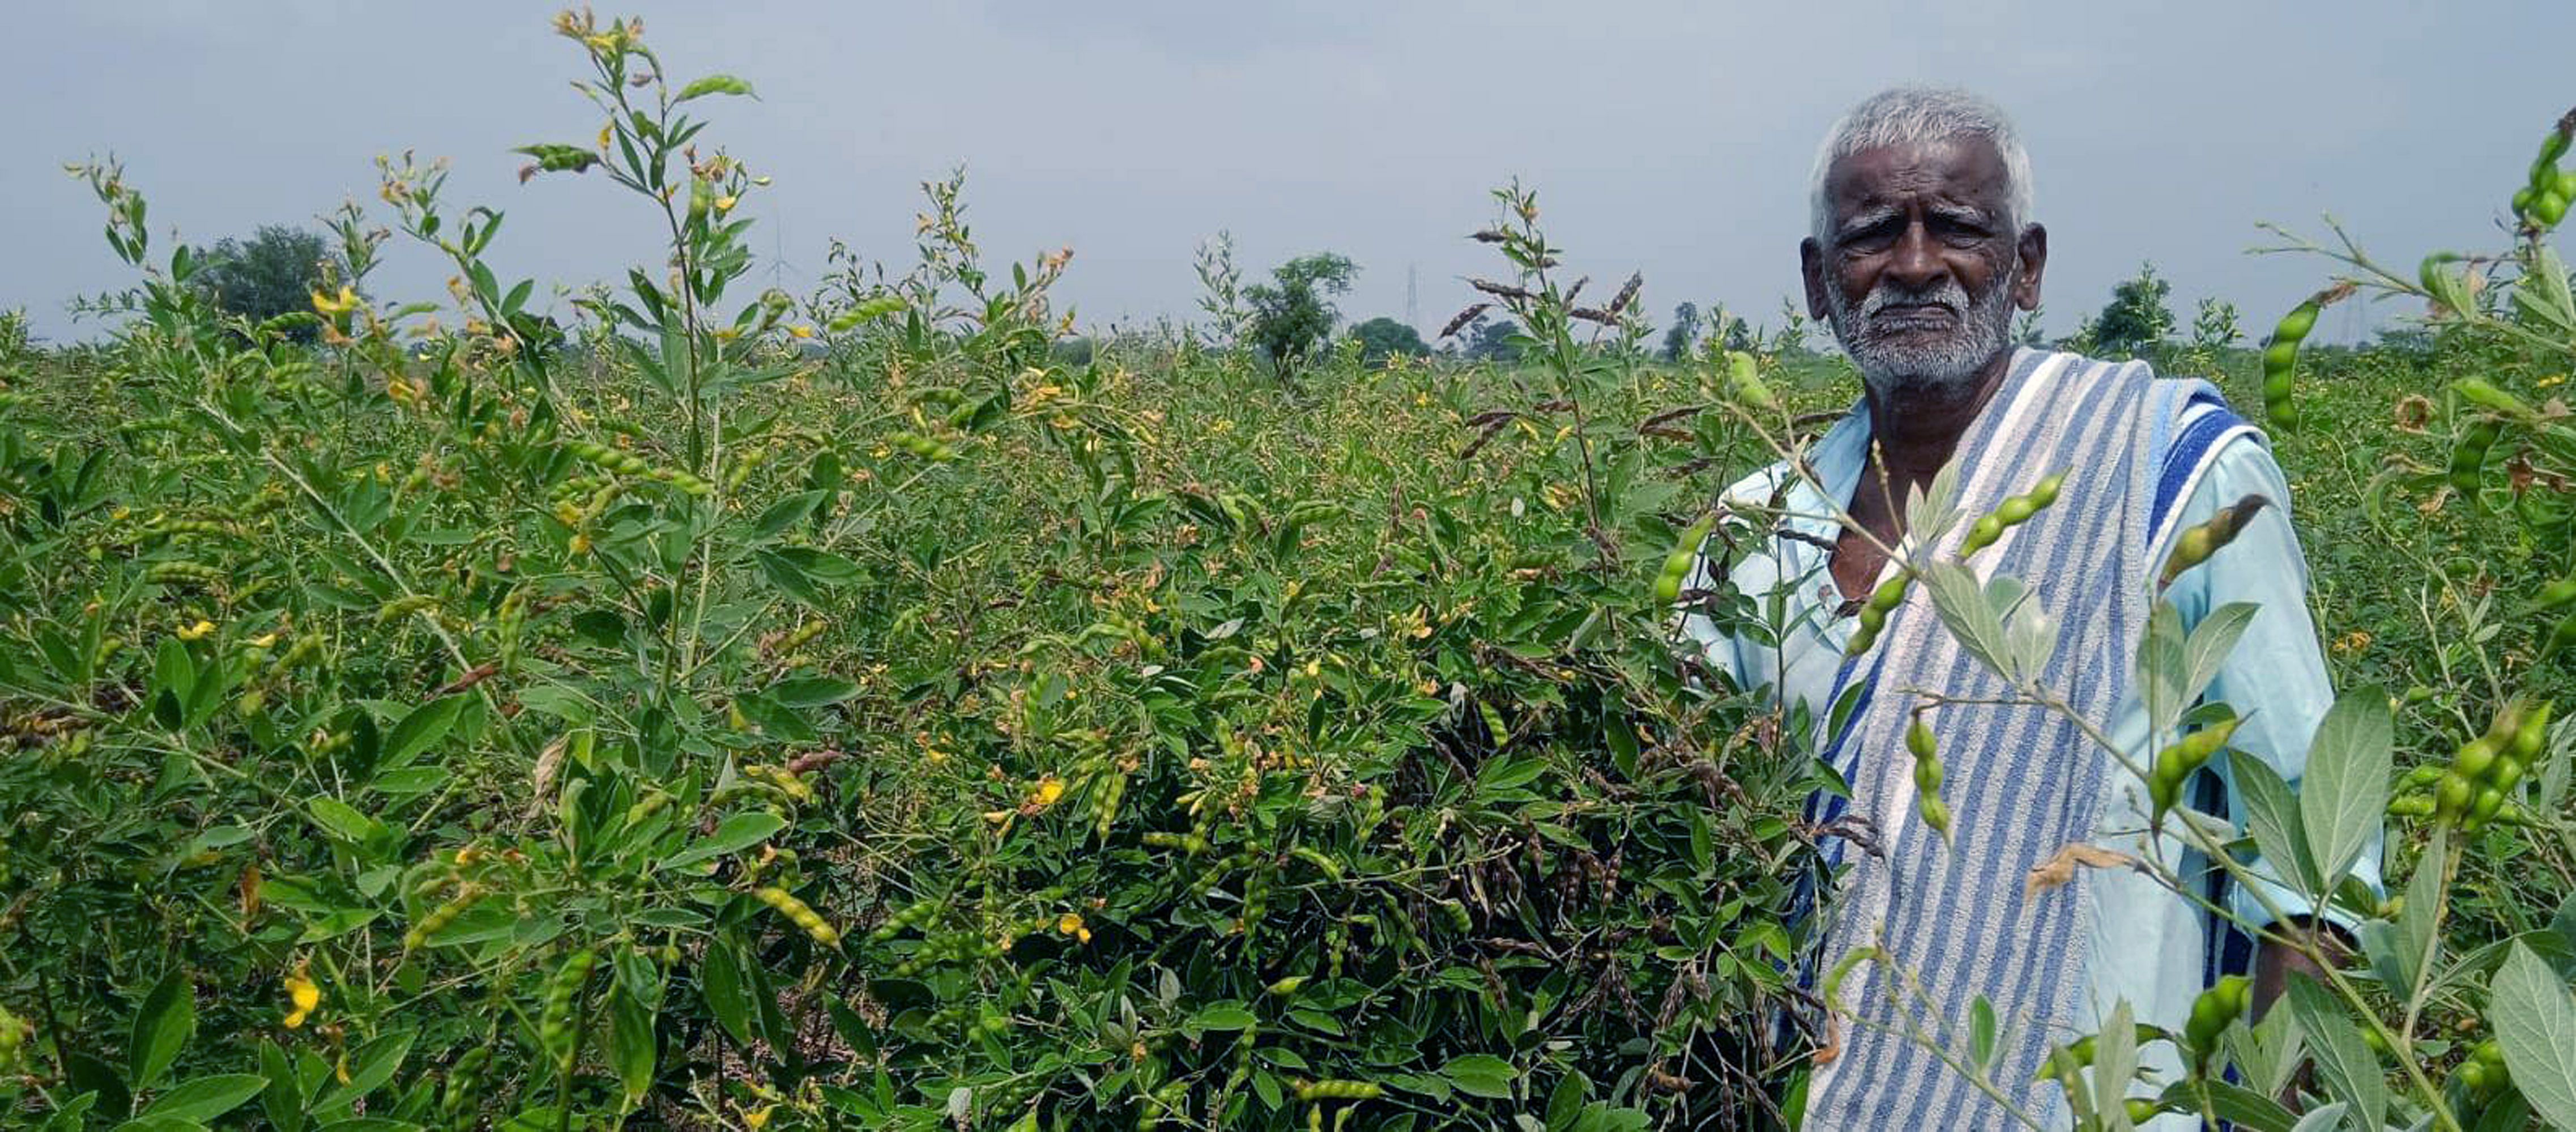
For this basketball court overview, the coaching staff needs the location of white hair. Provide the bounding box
[1808,87,2033,246]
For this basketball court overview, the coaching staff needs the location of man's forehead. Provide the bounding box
[1824,135,2010,211]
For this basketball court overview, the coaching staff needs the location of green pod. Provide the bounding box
[2262,341,2300,372]
[2540,190,2570,227]
[1996,496,2037,525]
[1961,514,2004,554]
[2272,300,2321,344]
[2027,471,2065,509]
[2513,700,2552,760]
[2515,186,2537,216]
[2453,378,2536,419]
[1727,351,1778,412]
[2451,737,2498,781]
[1870,574,1909,613]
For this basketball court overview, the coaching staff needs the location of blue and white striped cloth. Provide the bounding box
[1679,348,2381,1130]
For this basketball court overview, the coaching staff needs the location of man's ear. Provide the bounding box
[1800,237,1830,321]
[2012,224,2048,312]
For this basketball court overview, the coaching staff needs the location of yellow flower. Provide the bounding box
[743,1105,774,1130]
[283,963,320,1028]
[715,194,739,212]
[1033,776,1065,807]
[1057,912,1091,943]
[177,619,215,641]
[787,324,813,339]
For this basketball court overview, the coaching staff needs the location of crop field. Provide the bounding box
[2,12,2575,1132]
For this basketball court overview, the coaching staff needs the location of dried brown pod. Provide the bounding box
[1470,278,1535,301]
[1439,303,1491,338]
[1570,308,1617,325]
[1607,271,1643,315]
[1469,228,1511,244]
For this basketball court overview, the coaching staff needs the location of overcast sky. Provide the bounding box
[7,2,2571,347]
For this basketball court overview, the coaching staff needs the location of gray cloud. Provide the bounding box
[7,1,2570,351]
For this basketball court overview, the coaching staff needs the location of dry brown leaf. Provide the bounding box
[2023,842,2138,899]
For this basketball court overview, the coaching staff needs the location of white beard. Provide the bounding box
[1824,264,2019,401]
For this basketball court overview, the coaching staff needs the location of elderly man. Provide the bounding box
[1679,88,2380,1128]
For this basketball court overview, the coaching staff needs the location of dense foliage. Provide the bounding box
[0,13,2572,1132]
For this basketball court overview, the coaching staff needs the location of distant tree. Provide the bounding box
[1461,316,1522,363]
[2089,261,2176,360]
[1349,317,1428,364]
[192,224,343,342]
[1661,301,1700,361]
[1243,252,1358,378]
[1718,309,1754,354]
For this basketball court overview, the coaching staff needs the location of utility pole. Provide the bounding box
[1405,263,1418,332]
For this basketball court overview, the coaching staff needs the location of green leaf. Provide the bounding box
[611,987,655,1106]
[2092,999,2137,1131]
[1191,1002,1256,1031]
[127,968,195,1090]
[305,796,383,845]
[769,676,859,709]
[702,934,756,1045]
[382,695,463,767]
[2283,976,2383,1131]
[259,1041,304,1132]
[2491,943,2576,1131]
[138,1075,268,1123]
[660,811,786,873]
[1440,1053,1517,1099]
[1970,996,1997,1071]
[1545,1069,1589,1131]
[313,1029,413,1113]
[675,74,757,102]
[2179,602,2259,708]
[2299,687,2390,889]
[2232,756,2319,899]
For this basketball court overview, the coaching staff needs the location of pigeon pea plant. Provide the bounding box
[0,11,1851,1132]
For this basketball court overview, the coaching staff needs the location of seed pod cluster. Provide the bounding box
[1906,717,1950,840]
[2261,299,2322,429]
[1140,830,1212,855]
[146,560,227,587]
[2183,974,2251,1064]
[2456,1036,2511,1104]
[888,930,1001,978]
[2447,416,2505,507]
[2512,116,2574,231]
[867,896,941,943]
[885,430,959,462]
[1293,1079,1384,1101]
[1652,514,1714,605]
[2147,714,2241,817]
[538,947,598,1071]
[2412,699,2548,833]
[561,438,711,496]
[754,884,842,947]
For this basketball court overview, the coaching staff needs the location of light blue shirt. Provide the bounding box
[1678,400,2382,1120]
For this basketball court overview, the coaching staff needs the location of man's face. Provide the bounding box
[1801,135,2045,399]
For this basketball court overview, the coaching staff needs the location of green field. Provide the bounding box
[3,13,2576,1132]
